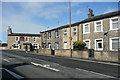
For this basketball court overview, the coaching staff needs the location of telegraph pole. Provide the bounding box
[69,0,72,58]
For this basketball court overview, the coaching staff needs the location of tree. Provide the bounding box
[73,41,86,50]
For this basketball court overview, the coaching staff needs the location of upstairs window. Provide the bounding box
[44,33,47,38]
[83,23,90,34]
[15,37,19,42]
[33,37,37,42]
[20,37,24,41]
[25,37,29,42]
[48,32,51,39]
[94,20,103,32]
[110,17,119,30]
[64,30,67,36]
[72,28,77,36]
[55,31,59,38]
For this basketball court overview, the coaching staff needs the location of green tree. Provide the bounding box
[73,41,86,50]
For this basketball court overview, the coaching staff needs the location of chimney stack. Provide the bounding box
[88,8,94,18]
[7,26,12,34]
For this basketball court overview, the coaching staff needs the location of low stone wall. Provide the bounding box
[55,49,71,57]
[34,49,119,62]
[72,50,89,59]
[34,49,52,55]
[94,51,119,62]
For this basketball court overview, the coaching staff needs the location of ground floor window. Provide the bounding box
[48,43,51,49]
[95,39,103,50]
[55,42,59,49]
[110,37,120,51]
[84,40,90,49]
[12,43,19,49]
[64,42,67,49]
[32,44,39,49]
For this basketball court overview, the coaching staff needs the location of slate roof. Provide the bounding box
[40,11,120,33]
[8,33,40,36]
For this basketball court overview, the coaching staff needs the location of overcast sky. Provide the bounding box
[0,0,119,43]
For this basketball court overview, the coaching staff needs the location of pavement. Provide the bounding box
[1,50,120,80]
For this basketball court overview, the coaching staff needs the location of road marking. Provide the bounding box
[0,58,10,62]
[70,58,120,66]
[76,68,117,78]
[0,68,24,79]
[31,62,60,72]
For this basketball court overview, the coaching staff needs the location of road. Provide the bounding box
[1,50,120,80]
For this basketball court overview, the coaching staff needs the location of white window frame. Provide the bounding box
[72,28,77,36]
[12,43,20,49]
[110,37,120,51]
[48,32,51,39]
[55,31,59,38]
[83,23,90,34]
[32,43,39,49]
[48,43,51,49]
[95,38,103,51]
[94,20,103,32]
[64,42,67,49]
[110,17,119,30]
[25,37,29,42]
[33,37,37,42]
[83,39,90,49]
[15,37,19,42]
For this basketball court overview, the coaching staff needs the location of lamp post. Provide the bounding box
[69,0,72,58]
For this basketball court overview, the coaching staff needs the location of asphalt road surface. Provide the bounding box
[1,50,120,80]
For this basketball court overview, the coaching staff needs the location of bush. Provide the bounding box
[118,48,120,51]
[73,41,86,50]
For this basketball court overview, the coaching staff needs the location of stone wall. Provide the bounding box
[34,49,119,62]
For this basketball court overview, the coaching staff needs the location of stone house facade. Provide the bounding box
[40,10,120,51]
[80,11,120,51]
[7,27,41,51]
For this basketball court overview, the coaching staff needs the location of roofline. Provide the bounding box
[40,10,120,33]
[8,32,41,36]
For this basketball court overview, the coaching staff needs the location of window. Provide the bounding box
[44,33,47,38]
[33,44,39,49]
[48,43,51,49]
[110,37,120,51]
[42,42,46,49]
[12,43,19,49]
[20,37,24,41]
[48,32,51,39]
[33,37,37,42]
[15,37,19,42]
[84,40,90,49]
[83,23,90,34]
[64,42,67,49]
[94,20,103,32]
[55,42,59,49]
[25,37,29,42]
[95,39,103,50]
[72,28,77,36]
[55,31,59,38]
[64,30,67,36]
[110,17,119,30]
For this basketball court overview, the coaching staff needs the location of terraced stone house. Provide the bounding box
[7,27,41,51]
